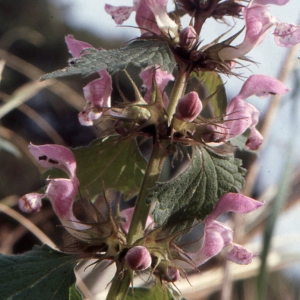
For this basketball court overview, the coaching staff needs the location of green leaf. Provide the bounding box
[41,39,176,80]
[194,71,227,117]
[127,283,175,300]
[0,245,78,300]
[147,146,246,232]
[74,136,146,199]
[69,284,82,300]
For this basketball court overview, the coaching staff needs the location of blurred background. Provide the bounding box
[1,0,300,299]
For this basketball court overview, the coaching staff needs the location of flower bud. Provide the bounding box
[180,26,197,50]
[125,246,152,271]
[153,260,180,282]
[174,91,202,122]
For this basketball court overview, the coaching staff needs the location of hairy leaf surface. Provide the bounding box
[0,245,78,300]
[41,39,176,80]
[74,137,146,199]
[147,146,246,232]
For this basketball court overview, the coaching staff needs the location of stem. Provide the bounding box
[106,65,189,300]
[166,68,189,124]
[127,140,168,245]
[106,269,132,300]
[106,142,167,300]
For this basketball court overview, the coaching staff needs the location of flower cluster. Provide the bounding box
[18,0,300,297]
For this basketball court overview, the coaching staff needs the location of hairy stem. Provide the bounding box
[106,269,132,300]
[166,68,189,124]
[127,140,168,245]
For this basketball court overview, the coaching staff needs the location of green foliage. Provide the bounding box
[74,136,147,199]
[69,284,83,300]
[127,283,176,300]
[41,39,176,80]
[0,245,78,300]
[147,146,246,232]
[194,71,227,117]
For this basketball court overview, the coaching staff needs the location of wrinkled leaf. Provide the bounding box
[74,136,146,199]
[147,146,245,232]
[0,245,78,300]
[41,39,176,80]
[194,71,227,117]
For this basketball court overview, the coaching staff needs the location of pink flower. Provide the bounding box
[145,0,179,40]
[139,66,174,107]
[219,4,274,61]
[273,22,300,47]
[189,193,263,266]
[224,74,289,149]
[219,0,300,62]
[19,144,91,240]
[78,70,112,126]
[105,1,161,36]
[174,91,203,122]
[65,35,113,126]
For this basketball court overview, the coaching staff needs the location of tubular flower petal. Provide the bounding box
[64,35,113,126]
[207,192,264,223]
[219,4,274,61]
[145,0,179,40]
[139,66,174,107]
[188,193,263,267]
[18,144,90,240]
[224,75,289,149]
[79,70,112,126]
[189,221,233,266]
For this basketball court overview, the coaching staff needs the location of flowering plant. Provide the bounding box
[2,0,300,299]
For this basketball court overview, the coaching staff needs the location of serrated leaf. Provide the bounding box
[0,245,78,300]
[41,39,176,80]
[147,146,245,232]
[193,71,227,116]
[74,136,146,199]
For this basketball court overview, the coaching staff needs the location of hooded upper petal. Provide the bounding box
[29,143,77,180]
[207,193,264,223]
[145,0,179,40]
[79,69,112,126]
[65,34,93,58]
[189,220,233,266]
[19,144,90,240]
[219,4,274,61]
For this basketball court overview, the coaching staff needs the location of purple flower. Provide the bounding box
[65,35,112,126]
[219,0,300,62]
[188,193,263,266]
[139,66,174,107]
[18,144,91,240]
[105,1,161,36]
[224,74,289,149]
